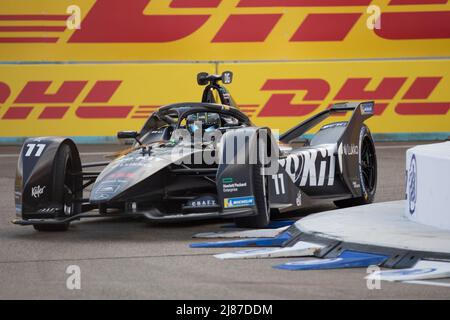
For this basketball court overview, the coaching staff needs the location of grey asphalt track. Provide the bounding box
[0,142,449,299]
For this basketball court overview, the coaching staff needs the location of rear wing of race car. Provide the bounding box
[279,101,374,144]
[280,101,375,198]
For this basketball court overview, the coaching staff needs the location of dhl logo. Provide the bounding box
[1,76,448,121]
[0,0,449,44]
[0,80,157,120]
[255,77,450,117]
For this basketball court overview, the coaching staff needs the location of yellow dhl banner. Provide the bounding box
[0,60,449,139]
[0,63,216,137]
[219,60,450,136]
[0,0,449,61]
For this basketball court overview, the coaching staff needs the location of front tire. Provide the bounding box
[33,144,81,232]
[334,125,377,208]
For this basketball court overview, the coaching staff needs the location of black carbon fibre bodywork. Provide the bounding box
[12,73,376,229]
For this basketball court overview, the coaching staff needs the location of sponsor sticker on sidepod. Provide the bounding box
[224,196,255,208]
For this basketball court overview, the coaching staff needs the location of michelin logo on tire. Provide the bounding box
[224,196,255,208]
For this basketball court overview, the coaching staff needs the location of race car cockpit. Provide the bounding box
[186,112,222,134]
[120,71,252,145]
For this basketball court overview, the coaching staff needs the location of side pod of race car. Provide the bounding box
[13,72,377,231]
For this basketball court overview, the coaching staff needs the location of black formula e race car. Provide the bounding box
[13,72,377,231]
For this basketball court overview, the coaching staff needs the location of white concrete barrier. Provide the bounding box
[406,142,450,230]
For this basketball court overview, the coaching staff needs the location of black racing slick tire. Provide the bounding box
[334,125,377,208]
[234,142,270,228]
[33,144,81,232]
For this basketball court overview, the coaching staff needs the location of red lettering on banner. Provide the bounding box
[39,106,69,119]
[239,104,259,115]
[291,13,360,41]
[0,82,10,103]
[0,37,58,43]
[258,94,320,117]
[375,12,450,40]
[131,105,159,118]
[395,103,450,115]
[83,81,121,102]
[15,81,87,103]
[403,77,442,99]
[238,0,371,6]
[261,79,329,100]
[0,26,65,32]
[335,78,407,100]
[170,0,222,7]
[213,14,282,42]
[69,0,210,43]
[76,106,133,118]
[2,107,33,119]
[0,15,68,21]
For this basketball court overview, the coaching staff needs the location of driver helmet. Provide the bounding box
[187,112,221,134]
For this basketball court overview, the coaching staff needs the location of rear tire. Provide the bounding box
[33,144,81,232]
[334,125,377,208]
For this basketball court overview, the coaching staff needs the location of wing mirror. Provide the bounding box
[117,131,142,145]
[197,72,209,85]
